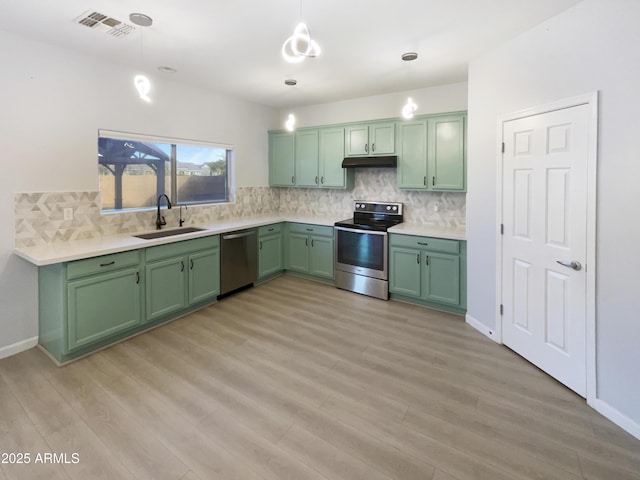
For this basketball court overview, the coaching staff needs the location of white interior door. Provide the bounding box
[501,104,589,397]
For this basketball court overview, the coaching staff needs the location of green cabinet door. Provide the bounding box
[67,267,142,351]
[295,130,319,187]
[188,249,220,305]
[370,122,395,154]
[269,132,295,186]
[428,114,466,191]
[319,127,347,187]
[145,256,186,321]
[397,119,428,189]
[389,246,422,298]
[309,236,334,279]
[345,124,369,155]
[259,234,283,279]
[423,252,460,306]
[287,233,310,273]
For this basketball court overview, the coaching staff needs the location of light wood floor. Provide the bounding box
[1,275,639,480]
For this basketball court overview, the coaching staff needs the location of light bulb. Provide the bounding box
[402,97,417,119]
[285,114,296,132]
[282,22,321,63]
[134,75,151,102]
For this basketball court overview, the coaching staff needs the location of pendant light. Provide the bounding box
[401,52,419,119]
[282,1,321,63]
[285,113,296,132]
[130,13,153,102]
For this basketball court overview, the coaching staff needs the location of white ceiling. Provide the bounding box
[0,0,581,108]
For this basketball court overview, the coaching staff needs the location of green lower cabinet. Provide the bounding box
[258,225,283,280]
[38,236,220,364]
[287,232,311,273]
[188,249,220,304]
[389,247,422,297]
[146,257,187,322]
[285,223,334,280]
[67,267,142,351]
[309,236,334,279]
[423,252,460,306]
[389,234,466,314]
[145,237,220,322]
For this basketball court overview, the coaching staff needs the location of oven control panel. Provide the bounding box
[354,201,403,215]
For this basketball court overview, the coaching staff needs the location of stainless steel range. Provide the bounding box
[334,201,403,300]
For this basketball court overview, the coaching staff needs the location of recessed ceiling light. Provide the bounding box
[284,79,297,86]
[158,66,177,74]
[401,52,418,61]
[129,13,153,27]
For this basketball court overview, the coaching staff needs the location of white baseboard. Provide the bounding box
[0,336,38,360]
[466,314,500,343]
[590,398,640,441]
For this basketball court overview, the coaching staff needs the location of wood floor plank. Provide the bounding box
[0,275,637,480]
[43,421,135,480]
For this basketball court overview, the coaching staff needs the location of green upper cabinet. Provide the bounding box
[269,128,352,189]
[397,112,466,192]
[269,131,295,186]
[428,114,466,191]
[319,127,351,188]
[295,130,319,187]
[345,122,395,156]
[397,119,428,189]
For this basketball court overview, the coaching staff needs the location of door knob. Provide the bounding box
[556,260,582,271]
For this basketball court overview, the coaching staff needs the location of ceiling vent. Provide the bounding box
[73,10,135,38]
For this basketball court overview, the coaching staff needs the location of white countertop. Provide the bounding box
[388,222,466,241]
[13,215,340,266]
[14,215,465,266]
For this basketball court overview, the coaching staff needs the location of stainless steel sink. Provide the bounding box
[134,227,206,240]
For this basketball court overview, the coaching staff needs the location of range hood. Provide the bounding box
[341,155,397,168]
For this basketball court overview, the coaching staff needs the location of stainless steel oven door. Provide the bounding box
[334,226,388,280]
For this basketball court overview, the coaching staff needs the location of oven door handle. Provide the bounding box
[334,226,388,236]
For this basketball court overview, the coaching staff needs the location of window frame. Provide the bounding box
[98,129,234,213]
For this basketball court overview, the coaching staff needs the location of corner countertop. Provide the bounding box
[14,215,339,267]
[14,215,465,267]
[388,223,466,241]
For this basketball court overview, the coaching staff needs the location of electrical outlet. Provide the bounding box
[203,208,211,215]
[433,202,439,212]
[63,208,74,220]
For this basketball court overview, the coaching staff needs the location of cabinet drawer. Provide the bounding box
[145,235,219,262]
[390,234,460,254]
[259,223,282,236]
[67,250,140,280]
[288,223,334,238]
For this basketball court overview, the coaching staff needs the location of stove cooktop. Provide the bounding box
[335,201,404,232]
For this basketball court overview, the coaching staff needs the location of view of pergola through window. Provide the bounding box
[98,133,231,212]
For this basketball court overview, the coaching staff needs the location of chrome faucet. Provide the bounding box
[179,205,187,227]
[156,194,172,230]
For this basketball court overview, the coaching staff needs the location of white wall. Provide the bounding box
[279,82,468,128]
[0,29,278,355]
[467,0,640,429]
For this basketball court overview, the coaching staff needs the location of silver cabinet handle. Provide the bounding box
[372,143,375,152]
[556,260,582,271]
[365,144,368,153]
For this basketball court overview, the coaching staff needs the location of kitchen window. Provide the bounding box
[98,130,233,212]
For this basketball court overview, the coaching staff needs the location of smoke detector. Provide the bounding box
[73,10,135,38]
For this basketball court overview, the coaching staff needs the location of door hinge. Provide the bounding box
[500,304,504,315]
[501,142,505,153]
[500,224,504,235]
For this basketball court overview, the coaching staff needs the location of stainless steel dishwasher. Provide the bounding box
[220,228,258,296]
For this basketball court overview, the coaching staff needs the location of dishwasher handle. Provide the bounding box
[222,231,256,240]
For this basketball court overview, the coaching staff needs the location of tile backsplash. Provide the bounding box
[14,170,465,248]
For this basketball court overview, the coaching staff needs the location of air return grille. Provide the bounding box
[73,10,135,38]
